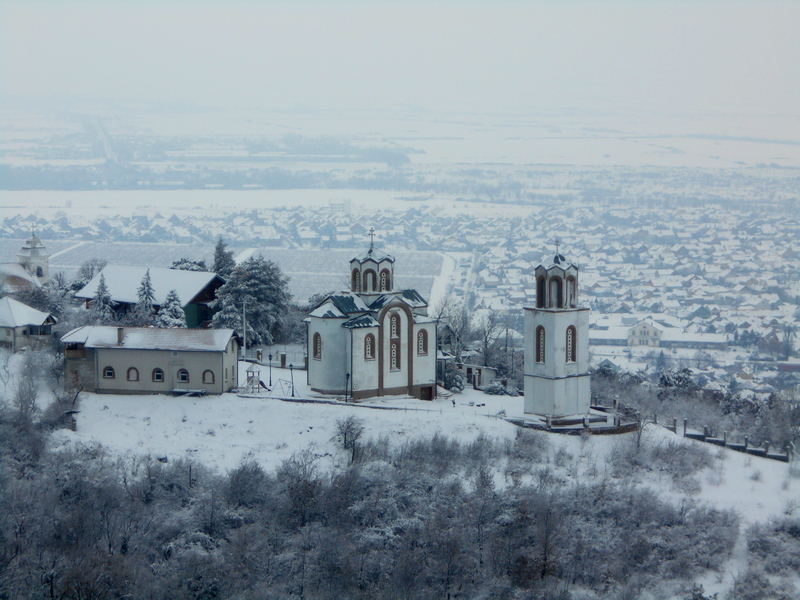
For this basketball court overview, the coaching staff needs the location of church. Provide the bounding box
[524,250,591,417]
[306,238,437,401]
[0,233,50,293]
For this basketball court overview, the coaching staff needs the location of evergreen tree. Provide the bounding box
[170,258,208,271]
[132,269,156,326]
[155,289,186,328]
[90,274,116,324]
[211,255,291,344]
[213,237,236,280]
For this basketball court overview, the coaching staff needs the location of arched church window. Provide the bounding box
[390,314,400,338]
[364,334,375,360]
[36,266,43,277]
[352,269,361,292]
[417,330,428,355]
[203,370,215,384]
[390,340,400,370]
[313,333,322,360]
[537,276,546,308]
[566,326,576,363]
[379,269,391,291]
[363,269,377,292]
[549,277,563,309]
[536,326,545,363]
[127,367,139,382]
[566,276,576,308]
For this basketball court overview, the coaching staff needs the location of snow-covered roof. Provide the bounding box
[75,266,223,307]
[61,326,235,352]
[309,302,346,319]
[324,294,370,314]
[368,289,428,310]
[350,244,394,265]
[342,314,380,329]
[0,297,55,327]
[0,263,40,289]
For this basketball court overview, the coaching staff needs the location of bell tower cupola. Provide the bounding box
[17,232,50,284]
[349,228,395,295]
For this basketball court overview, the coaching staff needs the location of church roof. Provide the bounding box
[18,234,49,258]
[350,245,394,264]
[540,253,579,271]
[326,294,371,314]
[0,263,40,290]
[368,289,428,310]
[309,302,346,319]
[342,314,380,329]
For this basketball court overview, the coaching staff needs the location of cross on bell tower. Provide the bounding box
[368,227,375,250]
[554,237,561,255]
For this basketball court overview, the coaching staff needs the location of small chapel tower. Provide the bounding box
[524,248,590,417]
[17,233,50,285]
[349,228,395,296]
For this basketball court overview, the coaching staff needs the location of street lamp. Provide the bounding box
[268,353,273,387]
[289,363,295,397]
[345,372,350,401]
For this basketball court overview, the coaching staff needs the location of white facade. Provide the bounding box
[307,243,437,401]
[62,326,239,395]
[524,253,591,417]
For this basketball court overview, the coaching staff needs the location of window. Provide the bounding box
[203,370,215,384]
[225,367,228,381]
[103,366,115,379]
[417,330,428,355]
[390,340,400,370]
[36,266,43,277]
[566,326,577,363]
[537,276,546,308]
[536,326,545,363]
[152,368,164,382]
[549,277,563,308]
[352,268,360,292]
[127,367,139,381]
[177,369,189,383]
[390,314,400,338]
[380,269,391,291]
[566,276,576,308]
[313,333,322,360]
[363,269,376,292]
[364,333,375,360]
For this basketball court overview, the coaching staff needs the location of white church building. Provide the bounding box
[306,240,437,401]
[524,251,591,417]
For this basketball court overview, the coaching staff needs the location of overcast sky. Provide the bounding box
[1,1,798,119]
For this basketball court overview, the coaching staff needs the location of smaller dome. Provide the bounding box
[540,253,578,271]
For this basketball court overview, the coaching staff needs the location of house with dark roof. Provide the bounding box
[306,236,437,401]
[75,266,225,328]
[61,326,239,394]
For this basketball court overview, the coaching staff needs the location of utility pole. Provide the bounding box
[242,299,247,360]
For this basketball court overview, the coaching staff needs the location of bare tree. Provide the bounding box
[432,293,473,360]
[474,310,503,368]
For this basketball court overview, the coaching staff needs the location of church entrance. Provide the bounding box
[420,386,433,401]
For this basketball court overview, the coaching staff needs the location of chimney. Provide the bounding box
[117,327,125,344]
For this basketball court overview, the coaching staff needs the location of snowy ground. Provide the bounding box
[41,362,799,598]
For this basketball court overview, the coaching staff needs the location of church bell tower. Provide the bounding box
[524,249,590,417]
[17,233,50,285]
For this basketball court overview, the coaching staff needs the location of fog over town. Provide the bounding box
[1,2,799,599]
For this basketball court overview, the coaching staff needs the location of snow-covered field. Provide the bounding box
[47,362,797,597]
